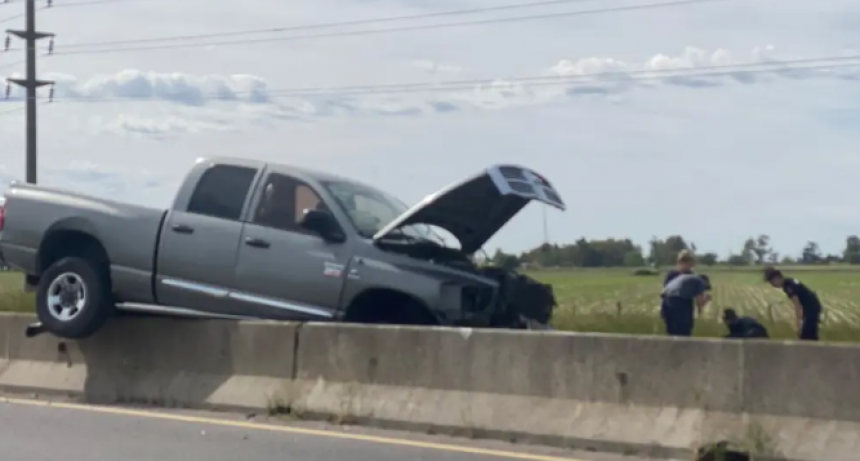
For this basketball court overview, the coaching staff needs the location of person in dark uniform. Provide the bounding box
[661,273,711,336]
[763,266,823,341]
[660,250,696,332]
[722,308,769,339]
[663,249,696,286]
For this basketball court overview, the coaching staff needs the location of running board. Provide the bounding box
[22,304,255,340]
[115,302,257,320]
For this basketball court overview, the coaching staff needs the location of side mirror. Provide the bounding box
[300,209,345,243]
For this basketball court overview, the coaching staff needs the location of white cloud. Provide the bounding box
[1,44,856,137]
[45,69,270,105]
[410,59,462,74]
[2,0,860,256]
[548,45,860,89]
[100,114,235,138]
[3,46,855,119]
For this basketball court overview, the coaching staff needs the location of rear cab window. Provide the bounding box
[186,164,258,221]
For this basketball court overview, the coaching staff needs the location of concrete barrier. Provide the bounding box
[289,323,860,461]
[0,313,297,410]
[291,323,745,459]
[1,312,859,460]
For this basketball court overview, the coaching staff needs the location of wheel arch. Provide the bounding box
[37,218,111,281]
[344,287,439,325]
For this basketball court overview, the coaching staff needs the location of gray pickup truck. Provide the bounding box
[0,157,565,339]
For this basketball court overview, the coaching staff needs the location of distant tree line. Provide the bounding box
[487,234,860,270]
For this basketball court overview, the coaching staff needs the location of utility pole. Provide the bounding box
[6,0,53,184]
[542,205,549,244]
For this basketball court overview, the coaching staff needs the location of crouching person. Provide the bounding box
[661,273,711,337]
[722,308,769,339]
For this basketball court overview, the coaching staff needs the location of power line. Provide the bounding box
[0,104,24,115]
[0,59,27,70]
[0,0,145,24]
[58,0,712,49]
[52,0,729,56]
[0,11,25,24]
[10,59,857,105]
[207,55,860,97]
[48,0,152,7]
[4,54,858,107]
[1,61,856,117]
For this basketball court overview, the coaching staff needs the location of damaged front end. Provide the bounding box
[479,267,557,329]
[371,163,565,330]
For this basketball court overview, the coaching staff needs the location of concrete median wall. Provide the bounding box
[1,313,859,460]
[0,313,298,410]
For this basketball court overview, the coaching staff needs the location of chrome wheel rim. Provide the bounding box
[45,272,88,322]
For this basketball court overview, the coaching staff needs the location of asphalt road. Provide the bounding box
[0,397,670,461]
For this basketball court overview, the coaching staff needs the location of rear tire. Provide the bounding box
[36,256,114,339]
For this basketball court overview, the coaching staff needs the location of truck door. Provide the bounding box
[155,163,259,314]
[231,172,346,320]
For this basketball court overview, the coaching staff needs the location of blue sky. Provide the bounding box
[1,0,859,258]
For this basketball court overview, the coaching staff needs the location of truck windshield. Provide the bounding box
[322,180,432,241]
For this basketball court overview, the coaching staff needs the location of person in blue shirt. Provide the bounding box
[660,250,695,333]
[661,273,711,336]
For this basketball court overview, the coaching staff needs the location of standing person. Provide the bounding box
[763,267,823,341]
[660,250,696,329]
[661,273,712,337]
[664,249,696,285]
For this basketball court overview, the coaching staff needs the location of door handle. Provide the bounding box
[244,237,271,249]
[171,224,194,234]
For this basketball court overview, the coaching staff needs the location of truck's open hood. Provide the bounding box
[372,165,566,255]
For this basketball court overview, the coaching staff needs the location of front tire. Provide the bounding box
[36,256,114,339]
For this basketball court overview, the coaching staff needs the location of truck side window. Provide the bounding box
[253,173,326,233]
[187,165,257,221]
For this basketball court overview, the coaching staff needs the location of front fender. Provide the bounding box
[340,255,499,324]
[340,256,444,310]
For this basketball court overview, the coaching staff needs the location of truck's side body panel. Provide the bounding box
[0,185,166,304]
[233,221,343,319]
[154,158,265,315]
[156,212,248,313]
[229,165,347,320]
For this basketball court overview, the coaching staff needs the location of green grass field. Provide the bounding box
[0,271,33,313]
[4,266,860,341]
[532,267,860,341]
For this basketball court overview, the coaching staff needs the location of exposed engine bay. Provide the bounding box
[481,266,556,328]
[375,237,557,329]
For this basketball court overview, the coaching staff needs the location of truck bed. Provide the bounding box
[0,182,168,304]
